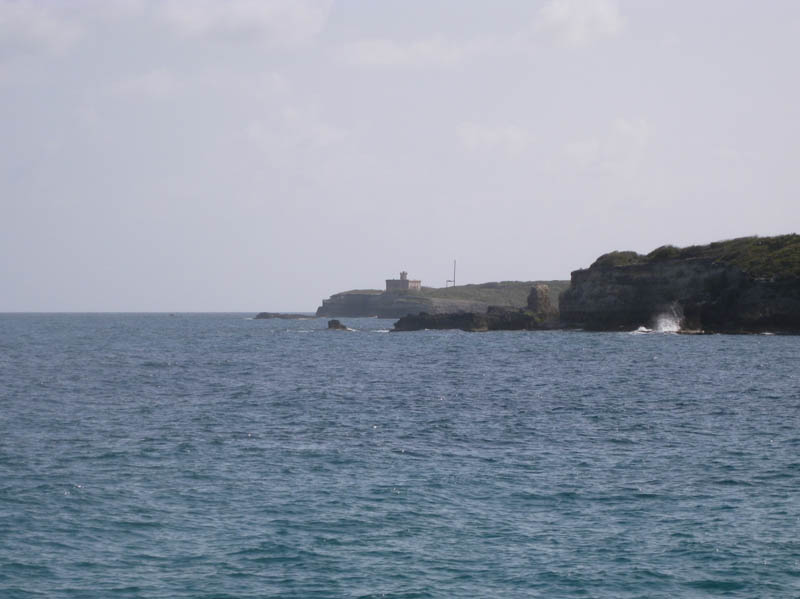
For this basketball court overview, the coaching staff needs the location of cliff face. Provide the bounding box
[392,284,561,332]
[316,292,383,317]
[560,235,800,332]
[315,292,489,319]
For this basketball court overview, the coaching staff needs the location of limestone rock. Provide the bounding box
[527,284,558,317]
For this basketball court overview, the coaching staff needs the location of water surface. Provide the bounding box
[1,314,798,597]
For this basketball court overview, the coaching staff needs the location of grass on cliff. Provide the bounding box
[592,234,800,278]
[422,280,570,308]
[333,289,383,296]
[329,281,571,307]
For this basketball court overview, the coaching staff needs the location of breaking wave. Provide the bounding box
[653,303,683,333]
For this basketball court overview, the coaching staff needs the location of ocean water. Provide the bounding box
[1,314,799,598]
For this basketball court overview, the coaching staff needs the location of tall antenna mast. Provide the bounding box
[446,259,456,288]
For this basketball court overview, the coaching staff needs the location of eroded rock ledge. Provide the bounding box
[392,285,560,332]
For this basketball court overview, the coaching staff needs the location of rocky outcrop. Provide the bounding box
[316,291,490,319]
[316,292,382,317]
[392,311,492,332]
[527,284,558,317]
[560,235,800,333]
[327,319,349,330]
[392,305,560,332]
[392,285,561,332]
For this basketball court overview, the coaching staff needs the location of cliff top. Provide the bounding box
[422,280,569,308]
[329,280,570,308]
[331,289,384,296]
[591,234,800,279]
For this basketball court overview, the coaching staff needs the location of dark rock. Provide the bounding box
[391,283,563,332]
[317,292,383,317]
[560,235,800,333]
[327,319,349,330]
[392,306,559,332]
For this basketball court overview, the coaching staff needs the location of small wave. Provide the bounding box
[631,326,652,334]
[141,360,170,368]
[630,319,681,334]
[686,579,745,592]
[608,436,636,445]
[373,329,390,333]
[711,478,753,487]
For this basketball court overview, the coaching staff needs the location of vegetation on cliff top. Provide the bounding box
[329,281,570,308]
[591,234,800,279]
[332,289,383,296]
[422,281,569,308]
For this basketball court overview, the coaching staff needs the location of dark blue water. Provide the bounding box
[1,314,799,598]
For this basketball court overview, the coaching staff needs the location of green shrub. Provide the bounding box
[647,245,681,261]
[642,234,800,278]
[591,251,643,268]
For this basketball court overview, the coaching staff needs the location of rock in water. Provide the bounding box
[327,319,349,330]
[392,306,560,332]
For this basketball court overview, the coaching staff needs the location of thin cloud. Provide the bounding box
[340,35,471,68]
[537,0,625,46]
[565,117,649,179]
[340,1,625,71]
[245,105,348,158]
[114,68,180,99]
[457,122,531,154]
[157,0,331,45]
[0,0,82,58]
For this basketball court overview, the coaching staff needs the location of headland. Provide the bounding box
[559,234,800,333]
[392,234,800,333]
[254,234,799,334]
[316,272,569,319]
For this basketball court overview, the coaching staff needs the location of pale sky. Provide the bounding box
[2,0,798,311]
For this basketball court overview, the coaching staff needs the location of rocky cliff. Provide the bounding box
[559,235,800,333]
[392,284,561,332]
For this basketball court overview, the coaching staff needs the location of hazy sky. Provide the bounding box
[2,0,799,311]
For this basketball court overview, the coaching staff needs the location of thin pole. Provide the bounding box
[446,259,456,288]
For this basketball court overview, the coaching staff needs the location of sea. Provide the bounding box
[1,313,798,598]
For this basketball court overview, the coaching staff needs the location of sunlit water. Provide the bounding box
[1,314,799,598]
